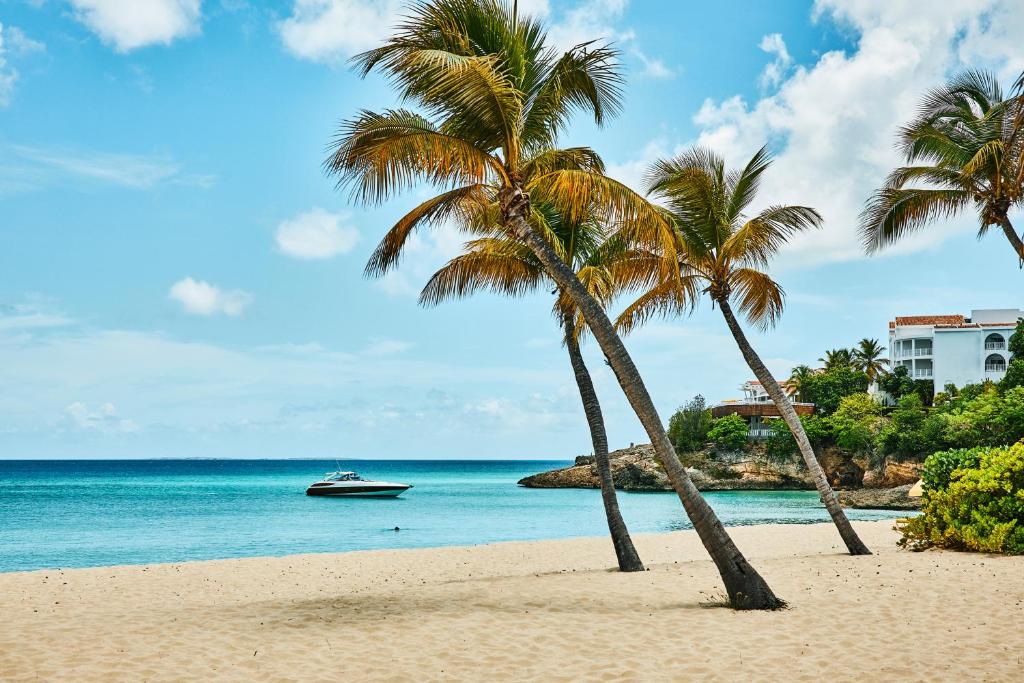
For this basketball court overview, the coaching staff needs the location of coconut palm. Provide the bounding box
[788,364,815,401]
[860,69,1024,265]
[617,145,872,555]
[420,205,644,572]
[326,0,782,608]
[819,348,854,371]
[853,338,889,382]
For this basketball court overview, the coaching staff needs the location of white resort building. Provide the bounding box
[888,308,1022,392]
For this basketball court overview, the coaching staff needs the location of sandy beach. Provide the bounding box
[1,520,1021,682]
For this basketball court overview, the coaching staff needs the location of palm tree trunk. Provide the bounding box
[562,314,645,572]
[998,216,1024,266]
[500,187,783,610]
[716,297,872,555]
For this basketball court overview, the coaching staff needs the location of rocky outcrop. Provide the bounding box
[518,443,815,492]
[838,484,923,510]
[862,461,923,489]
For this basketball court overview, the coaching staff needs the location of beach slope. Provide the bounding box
[1,520,1021,681]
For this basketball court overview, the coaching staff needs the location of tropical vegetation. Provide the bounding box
[861,69,1024,265]
[327,0,782,608]
[615,145,871,554]
[900,441,1024,554]
[420,204,645,572]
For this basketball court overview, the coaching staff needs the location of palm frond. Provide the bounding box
[859,186,972,254]
[419,237,543,305]
[728,268,785,330]
[722,204,822,267]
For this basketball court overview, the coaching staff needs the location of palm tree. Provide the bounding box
[617,145,872,555]
[860,69,1024,265]
[819,348,854,371]
[326,0,782,608]
[788,364,815,401]
[852,338,889,382]
[420,206,644,572]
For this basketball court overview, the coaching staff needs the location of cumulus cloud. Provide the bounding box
[614,0,1024,270]
[168,277,252,316]
[278,0,403,63]
[69,0,202,52]
[275,207,359,259]
[758,33,791,88]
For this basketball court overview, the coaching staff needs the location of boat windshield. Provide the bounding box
[325,472,361,482]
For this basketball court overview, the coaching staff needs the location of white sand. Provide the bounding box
[1,520,1021,682]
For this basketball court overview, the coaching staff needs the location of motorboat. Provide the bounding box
[305,471,412,497]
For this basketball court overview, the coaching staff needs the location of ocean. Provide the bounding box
[0,459,904,572]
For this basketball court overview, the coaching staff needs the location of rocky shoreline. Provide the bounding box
[518,443,923,510]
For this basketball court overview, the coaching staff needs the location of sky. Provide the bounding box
[1,0,1023,460]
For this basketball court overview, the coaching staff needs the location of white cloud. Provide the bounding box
[758,33,791,88]
[632,48,674,79]
[278,0,403,63]
[5,26,45,55]
[275,207,359,259]
[168,277,252,316]
[64,401,140,433]
[615,0,1024,270]
[69,0,202,52]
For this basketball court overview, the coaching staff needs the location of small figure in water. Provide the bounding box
[393,526,400,532]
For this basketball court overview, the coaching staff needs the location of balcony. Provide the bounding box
[712,401,815,420]
[986,342,1006,350]
[913,369,933,378]
[986,363,1007,373]
[895,348,932,358]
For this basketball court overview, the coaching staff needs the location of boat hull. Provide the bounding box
[305,484,410,497]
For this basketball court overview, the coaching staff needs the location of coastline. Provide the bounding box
[2,520,1021,681]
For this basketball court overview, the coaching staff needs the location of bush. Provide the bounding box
[920,447,983,492]
[900,441,1024,554]
[799,366,869,416]
[666,395,713,454]
[707,413,749,451]
[830,393,882,455]
[764,415,829,462]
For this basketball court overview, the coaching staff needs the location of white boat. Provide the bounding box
[305,471,412,497]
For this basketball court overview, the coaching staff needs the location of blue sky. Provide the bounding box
[1,0,1022,459]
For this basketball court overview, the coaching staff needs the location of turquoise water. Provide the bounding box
[0,459,904,573]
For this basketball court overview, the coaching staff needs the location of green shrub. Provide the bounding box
[900,441,1024,554]
[920,447,983,492]
[764,414,829,462]
[830,393,882,455]
[707,413,749,451]
[666,395,713,454]
[799,366,869,416]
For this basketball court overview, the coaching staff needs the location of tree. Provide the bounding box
[667,395,713,454]
[879,365,917,400]
[617,145,871,555]
[860,69,1024,265]
[707,414,749,452]
[421,207,644,572]
[788,364,815,401]
[327,0,781,608]
[795,366,870,415]
[829,393,883,457]
[853,338,890,382]
[819,348,854,371]
[1003,319,1024,391]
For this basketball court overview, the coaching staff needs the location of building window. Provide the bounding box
[985,333,1006,350]
[985,354,1007,373]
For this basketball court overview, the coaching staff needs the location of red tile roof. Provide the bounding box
[892,315,965,327]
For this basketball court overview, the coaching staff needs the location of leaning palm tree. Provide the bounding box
[617,145,872,555]
[326,0,782,608]
[861,69,1024,265]
[852,338,889,382]
[420,205,644,572]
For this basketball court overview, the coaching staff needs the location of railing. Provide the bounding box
[985,342,1006,350]
[895,348,932,358]
[913,369,933,378]
[748,428,774,439]
[986,364,1007,373]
